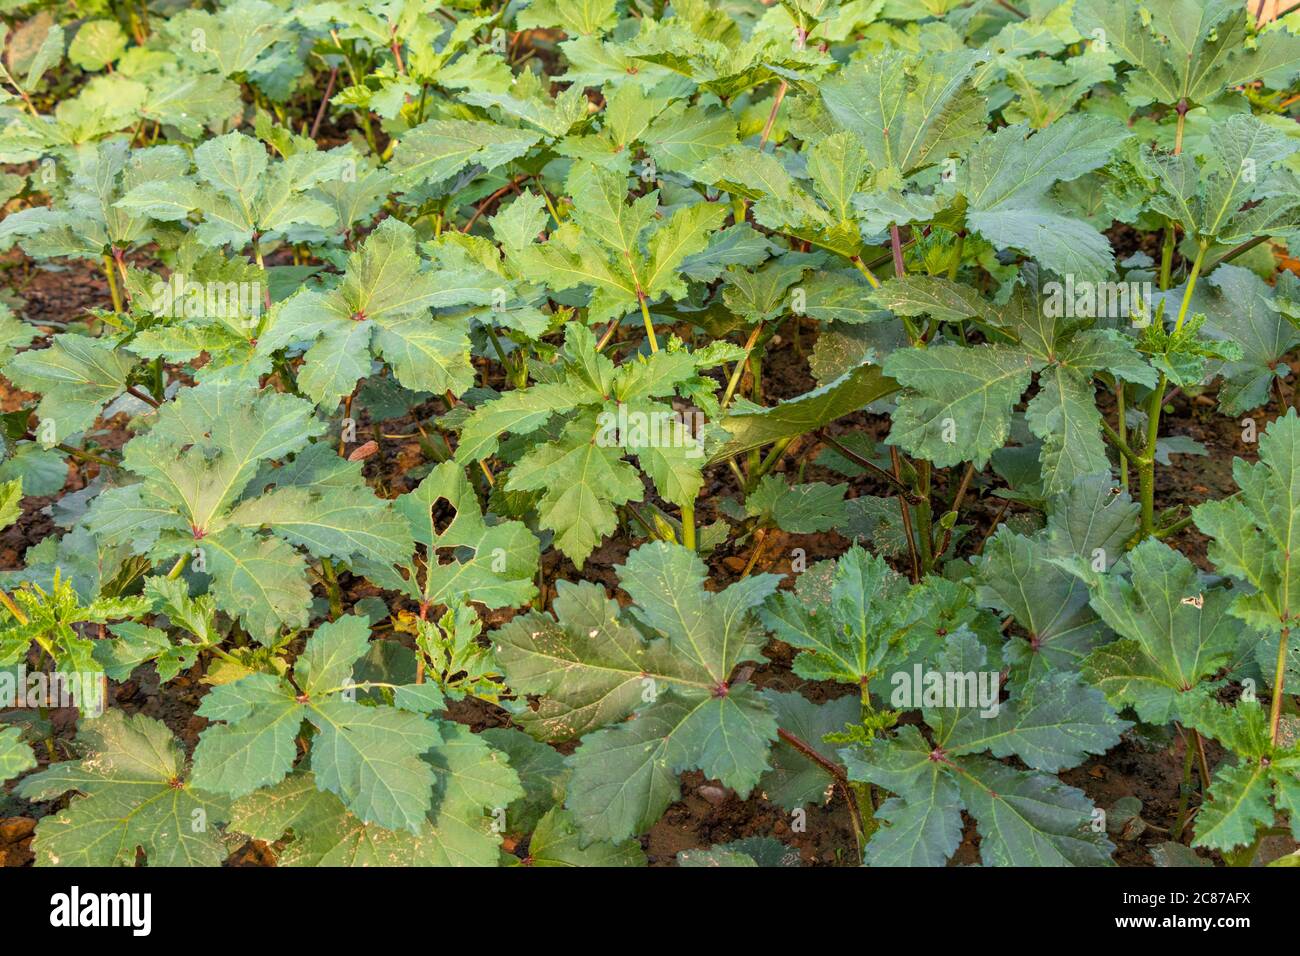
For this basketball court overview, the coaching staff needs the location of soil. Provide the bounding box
[0,249,1295,869]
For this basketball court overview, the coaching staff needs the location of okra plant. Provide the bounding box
[1,0,1299,868]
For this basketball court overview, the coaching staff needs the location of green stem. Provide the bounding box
[758,79,788,151]
[321,558,343,619]
[681,502,696,551]
[946,231,965,281]
[1137,372,1166,540]
[637,294,659,353]
[849,255,882,289]
[102,255,123,314]
[206,644,243,667]
[166,553,189,580]
[56,444,119,470]
[1270,626,1290,746]
[1172,241,1208,335]
[1116,382,1129,491]
[250,233,273,311]
[722,323,763,409]
[1160,222,1175,292]
[749,437,794,490]
[0,586,28,625]
[1138,243,1207,538]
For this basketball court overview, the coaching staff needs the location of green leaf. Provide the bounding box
[260,217,473,407]
[677,836,799,867]
[1074,0,1299,108]
[963,117,1130,279]
[497,541,779,842]
[870,276,998,326]
[1083,538,1239,725]
[390,119,541,190]
[1143,114,1300,245]
[820,48,988,177]
[711,364,899,462]
[0,725,35,781]
[517,0,618,37]
[758,544,912,685]
[977,473,1137,679]
[759,690,858,811]
[883,344,1037,469]
[373,459,538,609]
[495,579,680,741]
[1193,760,1275,852]
[1194,411,1300,638]
[955,757,1115,866]
[3,334,136,440]
[1201,265,1300,416]
[845,726,962,867]
[68,20,126,72]
[565,685,777,844]
[511,806,646,866]
[17,710,229,866]
[0,478,22,533]
[193,615,444,832]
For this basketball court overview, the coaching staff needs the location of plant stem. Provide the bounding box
[1208,234,1270,272]
[1173,241,1208,335]
[166,553,189,580]
[1116,382,1129,490]
[891,447,921,582]
[721,323,763,408]
[750,436,794,488]
[250,233,274,311]
[758,80,788,151]
[1192,729,1212,796]
[819,432,913,498]
[947,231,965,281]
[0,586,27,625]
[1270,626,1290,746]
[637,294,659,353]
[56,444,119,470]
[1172,730,1195,841]
[739,527,768,578]
[1138,242,1207,537]
[1137,371,1166,539]
[849,255,882,289]
[1160,222,1176,293]
[102,255,123,314]
[321,558,343,619]
[681,502,696,551]
[125,385,162,408]
[916,461,933,572]
[777,727,865,859]
[889,223,906,278]
[937,462,976,559]
[311,67,339,139]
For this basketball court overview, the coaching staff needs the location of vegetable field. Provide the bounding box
[1,0,1300,871]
